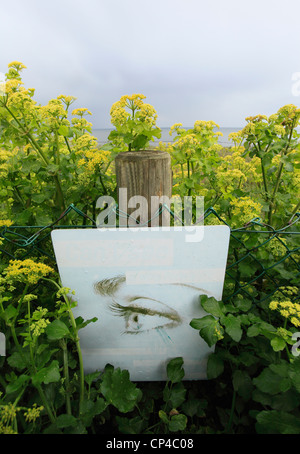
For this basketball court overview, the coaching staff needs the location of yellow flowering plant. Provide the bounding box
[0,60,299,434]
[108,94,161,151]
[0,257,101,432]
[159,120,223,203]
[0,62,114,225]
[232,106,300,227]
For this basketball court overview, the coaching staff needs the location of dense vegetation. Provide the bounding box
[0,62,299,434]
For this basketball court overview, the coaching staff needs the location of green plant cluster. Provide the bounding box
[0,263,208,434]
[0,62,299,434]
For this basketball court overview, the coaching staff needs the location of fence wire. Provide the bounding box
[0,204,299,305]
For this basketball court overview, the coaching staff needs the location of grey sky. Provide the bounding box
[1,0,300,128]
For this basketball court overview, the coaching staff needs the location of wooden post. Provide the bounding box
[115,150,172,227]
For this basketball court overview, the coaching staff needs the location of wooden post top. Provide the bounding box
[115,150,170,161]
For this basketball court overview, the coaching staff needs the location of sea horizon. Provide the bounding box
[92,126,242,147]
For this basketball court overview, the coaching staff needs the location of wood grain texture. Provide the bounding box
[115,150,172,226]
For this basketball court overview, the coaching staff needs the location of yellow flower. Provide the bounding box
[4,259,54,284]
[110,94,157,129]
[110,104,130,126]
[265,238,287,258]
[242,122,256,135]
[72,107,92,117]
[214,326,224,341]
[119,94,146,109]
[8,61,27,70]
[3,78,24,94]
[245,115,268,123]
[73,133,99,153]
[0,403,20,424]
[71,117,93,130]
[280,309,290,318]
[137,103,158,125]
[274,124,286,136]
[276,327,290,339]
[30,314,50,337]
[57,95,77,106]
[270,295,300,328]
[228,131,243,144]
[170,123,183,134]
[291,317,300,328]
[24,404,44,423]
[0,220,13,227]
[22,294,38,303]
[229,197,262,228]
[194,120,220,131]
[0,422,17,434]
[268,114,278,122]
[269,300,278,310]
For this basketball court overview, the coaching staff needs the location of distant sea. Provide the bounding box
[92,127,242,148]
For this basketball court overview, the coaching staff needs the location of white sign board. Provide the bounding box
[51,226,230,381]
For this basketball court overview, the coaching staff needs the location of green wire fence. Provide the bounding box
[0,203,299,305]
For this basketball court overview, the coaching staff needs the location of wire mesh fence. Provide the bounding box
[0,204,299,305]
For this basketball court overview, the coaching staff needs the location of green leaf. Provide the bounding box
[58,125,70,136]
[233,370,253,401]
[116,416,144,434]
[253,366,291,395]
[256,410,300,434]
[46,319,70,340]
[270,336,286,352]
[36,345,59,369]
[238,261,257,277]
[247,321,276,338]
[6,374,30,394]
[207,353,224,379]
[84,370,101,386]
[223,314,243,342]
[158,410,169,424]
[181,394,207,418]
[200,295,225,317]
[31,193,48,204]
[234,297,252,312]
[100,366,140,413]
[3,305,17,322]
[46,163,60,174]
[288,357,300,393]
[190,315,223,347]
[168,414,187,432]
[56,414,78,429]
[79,398,107,427]
[163,382,186,408]
[75,316,98,331]
[32,360,60,386]
[7,351,28,371]
[166,357,184,384]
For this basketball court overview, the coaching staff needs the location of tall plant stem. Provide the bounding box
[260,159,269,202]
[43,278,85,416]
[268,124,294,226]
[61,339,72,415]
[226,389,237,433]
[8,292,56,424]
[3,104,66,212]
[68,306,85,416]
[35,383,56,424]
[291,200,300,218]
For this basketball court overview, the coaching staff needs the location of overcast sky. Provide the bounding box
[1,0,300,128]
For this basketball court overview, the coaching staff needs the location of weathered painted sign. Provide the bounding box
[51,226,230,380]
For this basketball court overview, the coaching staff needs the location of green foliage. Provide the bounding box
[0,61,115,226]
[100,365,140,413]
[0,62,299,434]
[108,94,161,151]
